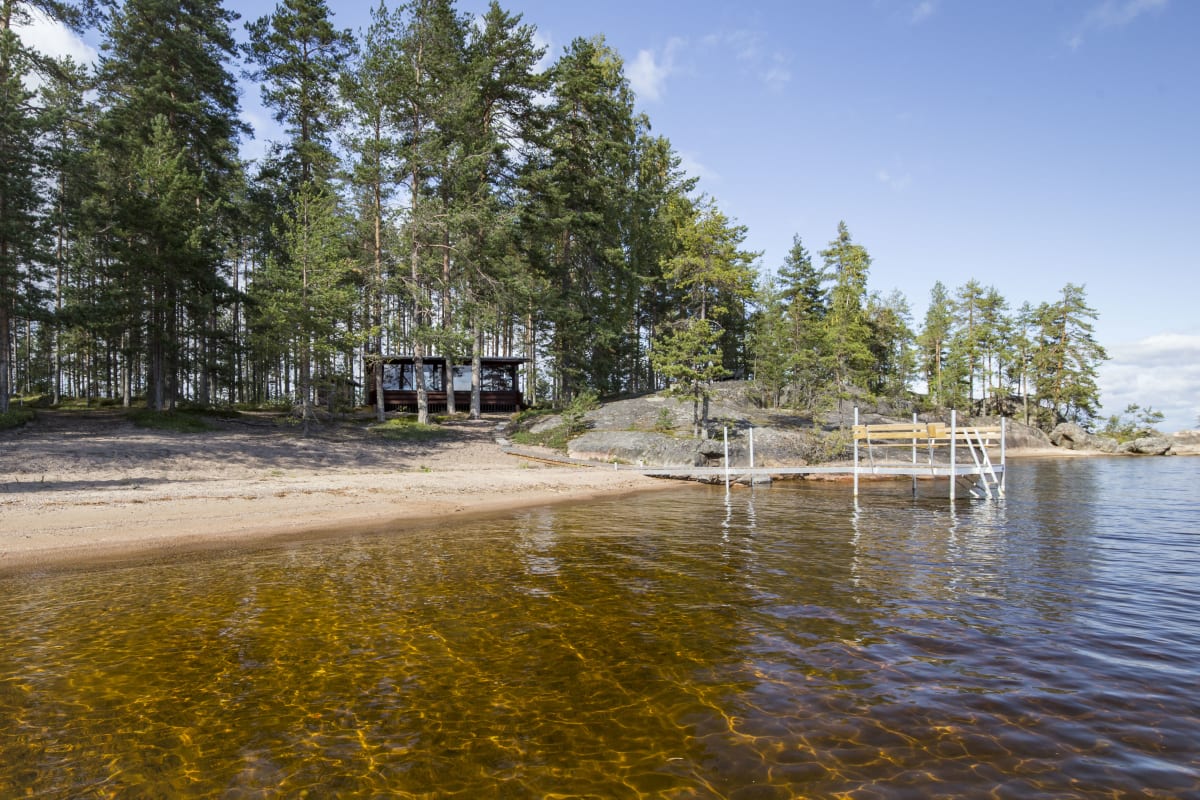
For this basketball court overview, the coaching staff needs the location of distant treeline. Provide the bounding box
[0,0,1105,429]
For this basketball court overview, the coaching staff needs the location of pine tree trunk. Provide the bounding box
[470,325,482,420]
[0,297,10,415]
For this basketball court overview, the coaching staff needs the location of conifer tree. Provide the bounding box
[0,11,40,412]
[266,181,357,429]
[246,0,354,419]
[628,128,695,392]
[455,1,544,418]
[748,276,790,408]
[521,35,637,400]
[917,280,953,407]
[820,221,873,393]
[37,57,92,406]
[342,2,403,422]
[1031,283,1107,427]
[389,0,468,423]
[777,234,829,407]
[652,195,756,437]
[246,0,354,187]
[865,289,915,397]
[95,0,244,410]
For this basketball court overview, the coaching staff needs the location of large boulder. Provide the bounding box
[1003,420,1054,450]
[1169,431,1200,456]
[1118,436,1173,455]
[1049,423,1119,453]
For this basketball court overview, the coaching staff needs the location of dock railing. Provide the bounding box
[852,409,1005,500]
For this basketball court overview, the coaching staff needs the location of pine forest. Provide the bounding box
[1,0,1109,432]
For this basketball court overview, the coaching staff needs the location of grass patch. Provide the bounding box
[127,409,214,433]
[53,397,123,410]
[510,426,573,452]
[0,406,35,430]
[368,417,451,442]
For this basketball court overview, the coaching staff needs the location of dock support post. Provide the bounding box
[723,426,730,492]
[1001,416,1007,495]
[749,426,755,471]
[912,412,918,498]
[853,408,859,497]
[949,409,957,502]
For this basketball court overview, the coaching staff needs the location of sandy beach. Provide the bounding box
[0,410,674,573]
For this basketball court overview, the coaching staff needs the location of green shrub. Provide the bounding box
[368,418,450,442]
[0,407,35,430]
[127,409,214,433]
[510,426,573,452]
[561,389,599,435]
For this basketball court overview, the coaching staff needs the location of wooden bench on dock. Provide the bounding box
[852,422,1004,445]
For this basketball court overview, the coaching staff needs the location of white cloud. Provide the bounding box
[1069,0,1168,50]
[13,8,97,91]
[678,151,720,187]
[725,30,763,63]
[701,30,791,91]
[532,29,555,74]
[876,167,913,191]
[762,53,792,92]
[911,1,937,24]
[1098,332,1200,432]
[627,37,684,103]
[14,9,97,65]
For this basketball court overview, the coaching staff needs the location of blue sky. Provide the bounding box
[21,0,1200,431]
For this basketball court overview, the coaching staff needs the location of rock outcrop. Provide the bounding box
[511,382,1182,469]
[1168,431,1200,456]
[1049,423,1120,453]
[1118,436,1173,455]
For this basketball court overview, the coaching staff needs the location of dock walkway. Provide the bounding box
[502,409,1006,502]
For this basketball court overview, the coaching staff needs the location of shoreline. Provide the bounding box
[0,467,681,576]
[0,411,681,576]
[4,410,1190,575]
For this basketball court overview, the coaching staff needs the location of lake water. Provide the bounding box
[1,458,1198,798]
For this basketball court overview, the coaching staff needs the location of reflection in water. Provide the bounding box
[1,459,1198,798]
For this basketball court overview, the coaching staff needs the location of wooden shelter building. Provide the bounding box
[367,355,526,413]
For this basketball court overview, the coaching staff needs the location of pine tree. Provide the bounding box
[0,10,41,412]
[865,289,915,397]
[390,0,468,423]
[820,221,873,393]
[653,195,756,437]
[342,2,402,422]
[37,57,92,406]
[454,0,544,418]
[776,234,829,408]
[266,181,357,429]
[917,280,953,407]
[650,317,725,438]
[521,35,637,401]
[628,128,695,392]
[245,0,354,187]
[1031,283,1107,427]
[96,0,244,410]
[748,276,790,408]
